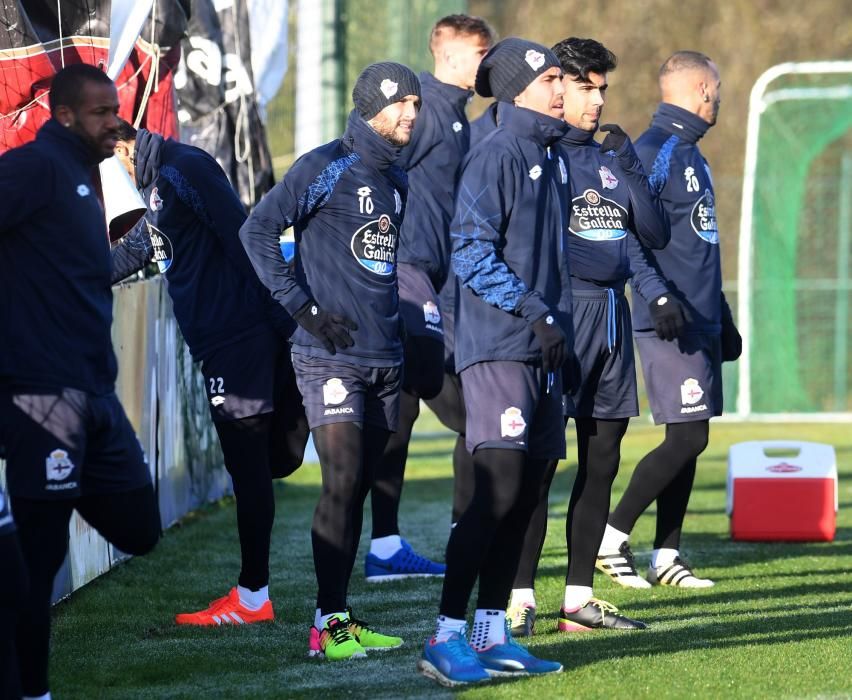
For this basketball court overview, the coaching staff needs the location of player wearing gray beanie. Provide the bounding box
[353,62,422,120]
[475,37,561,102]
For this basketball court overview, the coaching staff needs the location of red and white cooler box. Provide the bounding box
[727,441,838,541]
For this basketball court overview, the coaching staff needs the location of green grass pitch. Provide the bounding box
[49,416,852,698]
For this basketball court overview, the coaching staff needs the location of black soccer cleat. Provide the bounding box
[557,598,648,632]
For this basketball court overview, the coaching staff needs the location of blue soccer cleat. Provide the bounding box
[417,631,491,687]
[365,538,446,582]
[475,622,563,677]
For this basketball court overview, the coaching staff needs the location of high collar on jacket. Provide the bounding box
[37,118,103,167]
[343,109,402,171]
[134,128,166,190]
[560,122,597,147]
[420,71,472,113]
[496,102,568,147]
[650,103,711,144]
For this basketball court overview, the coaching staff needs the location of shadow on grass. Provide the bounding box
[531,606,852,672]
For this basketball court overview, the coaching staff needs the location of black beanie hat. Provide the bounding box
[352,62,421,120]
[475,38,561,102]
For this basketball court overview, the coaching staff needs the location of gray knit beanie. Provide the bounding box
[352,62,421,120]
[475,38,561,102]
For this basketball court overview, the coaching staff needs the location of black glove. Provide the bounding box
[720,293,742,361]
[649,294,690,341]
[532,313,567,373]
[599,124,629,153]
[292,300,357,354]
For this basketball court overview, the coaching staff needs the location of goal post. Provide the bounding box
[737,62,852,421]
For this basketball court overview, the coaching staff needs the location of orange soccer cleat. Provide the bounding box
[175,588,274,626]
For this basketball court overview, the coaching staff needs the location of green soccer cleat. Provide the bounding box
[347,609,404,650]
[319,613,367,661]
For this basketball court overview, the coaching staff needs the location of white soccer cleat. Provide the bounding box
[647,557,714,588]
[596,542,652,589]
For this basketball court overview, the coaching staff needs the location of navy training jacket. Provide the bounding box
[111,134,294,361]
[451,102,572,372]
[630,103,723,335]
[561,123,668,289]
[396,72,472,290]
[0,119,117,394]
[240,111,407,366]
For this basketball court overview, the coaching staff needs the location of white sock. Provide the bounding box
[563,585,593,611]
[651,548,679,569]
[509,588,536,608]
[319,611,346,629]
[23,694,51,700]
[435,614,467,643]
[314,607,322,629]
[469,609,506,651]
[599,524,629,553]
[237,584,269,611]
[370,534,403,559]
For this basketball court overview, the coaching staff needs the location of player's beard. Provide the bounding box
[370,114,412,146]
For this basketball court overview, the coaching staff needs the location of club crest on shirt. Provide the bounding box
[599,165,618,190]
[76,184,90,197]
[500,407,527,438]
[149,187,163,211]
[452,121,463,133]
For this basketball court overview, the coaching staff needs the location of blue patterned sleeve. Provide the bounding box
[450,153,549,322]
[239,149,359,316]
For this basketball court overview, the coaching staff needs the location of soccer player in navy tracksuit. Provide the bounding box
[0,64,160,699]
[364,15,494,583]
[418,38,570,688]
[505,38,670,635]
[110,121,309,626]
[598,51,742,588]
[239,62,420,662]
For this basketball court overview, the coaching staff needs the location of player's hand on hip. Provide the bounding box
[532,313,567,372]
[649,294,690,341]
[293,300,358,354]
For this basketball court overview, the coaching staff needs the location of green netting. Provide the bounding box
[336,0,465,135]
[750,71,852,413]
